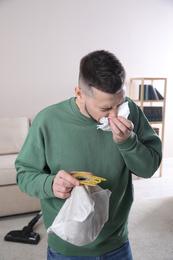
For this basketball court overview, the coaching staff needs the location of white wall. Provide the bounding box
[0,0,173,158]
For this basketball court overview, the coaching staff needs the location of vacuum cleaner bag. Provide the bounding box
[47,185,111,246]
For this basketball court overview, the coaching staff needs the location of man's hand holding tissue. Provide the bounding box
[109,116,134,143]
[52,170,93,199]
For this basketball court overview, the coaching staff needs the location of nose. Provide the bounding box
[108,108,118,118]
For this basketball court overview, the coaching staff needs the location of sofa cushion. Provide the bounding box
[0,168,17,185]
[0,154,18,169]
[29,115,35,126]
[0,116,29,155]
[0,154,18,185]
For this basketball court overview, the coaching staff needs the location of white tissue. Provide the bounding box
[97,117,110,131]
[117,101,130,118]
[97,101,130,131]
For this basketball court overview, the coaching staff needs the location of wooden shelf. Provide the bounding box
[129,77,167,177]
[133,99,164,103]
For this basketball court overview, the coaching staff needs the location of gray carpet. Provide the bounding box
[0,212,47,260]
[129,197,173,260]
[0,197,173,260]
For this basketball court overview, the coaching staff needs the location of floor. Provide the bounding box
[132,163,173,201]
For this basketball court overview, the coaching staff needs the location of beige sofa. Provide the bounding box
[0,116,41,217]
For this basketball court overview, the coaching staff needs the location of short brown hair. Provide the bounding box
[79,50,126,95]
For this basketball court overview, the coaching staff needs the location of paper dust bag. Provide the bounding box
[47,184,111,246]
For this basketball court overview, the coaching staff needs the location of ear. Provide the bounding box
[75,86,85,103]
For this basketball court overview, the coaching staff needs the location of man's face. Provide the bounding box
[77,86,126,122]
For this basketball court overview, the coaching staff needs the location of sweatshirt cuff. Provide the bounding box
[43,175,56,198]
[117,131,137,151]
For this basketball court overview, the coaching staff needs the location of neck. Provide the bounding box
[75,97,97,122]
[75,98,81,111]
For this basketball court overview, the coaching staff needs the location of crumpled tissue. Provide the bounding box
[47,185,111,246]
[97,101,130,131]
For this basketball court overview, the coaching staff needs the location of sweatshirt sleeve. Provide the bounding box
[15,116,56,199]
[117,99,162,178]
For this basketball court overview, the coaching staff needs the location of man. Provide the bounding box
[15,50,162,260]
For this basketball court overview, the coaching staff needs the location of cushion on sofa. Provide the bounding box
[0,154,18,185]
[29,115,35,125]
[0,116,29,155]
[0,154,18,169]
[0,168,17,185]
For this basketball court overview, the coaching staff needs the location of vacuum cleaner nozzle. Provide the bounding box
[4,230,40,244]
[4,211,42,245]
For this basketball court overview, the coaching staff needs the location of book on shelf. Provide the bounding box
[139,85,164,100]
[153,127,159,135]
[155,88,164,100]
[143,107,163,122]
[139,84,150,100]
[149,85,159,100]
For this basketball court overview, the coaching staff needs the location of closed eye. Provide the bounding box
[99,101,124,112]
[100,107,112,112]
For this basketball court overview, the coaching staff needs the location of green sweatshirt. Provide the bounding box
[15,97,162,257]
